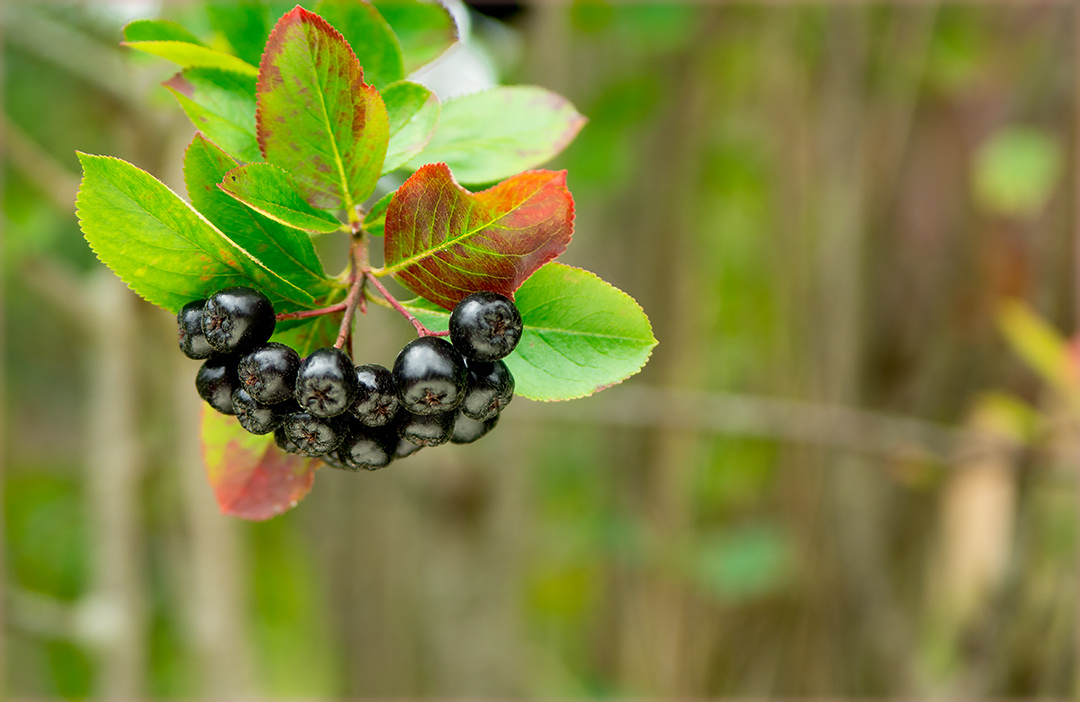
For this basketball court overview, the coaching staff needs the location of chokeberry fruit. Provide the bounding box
[397,410,455,447]
[461,359,515,421]
[394,437,424,459]
[202,287,276,354]
[196,357,239,415]
[238,342,301,405]
[177,299,214,359]
[232,387,287,435]
[282,411,345,456]
[393,336,467,415]
[451,412,499,444]
[295,347,358,417]
[350,363,400,426]
[338,424,396,470]
[449,291,523,361]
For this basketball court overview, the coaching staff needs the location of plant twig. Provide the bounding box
[362,273,448,337]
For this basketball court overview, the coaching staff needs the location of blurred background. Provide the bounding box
[2,0,1077,698]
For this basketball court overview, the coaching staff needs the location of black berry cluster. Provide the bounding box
[178,287,523,471]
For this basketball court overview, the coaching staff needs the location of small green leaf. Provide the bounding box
[363,190,394,236]
[165,68,260,163]
[184,135,333,300]
[373,0,457,73]
[207,1,273,67]
[219,163,344,233]
[382,80,440,173]
[383,164,574,310]
[406,86,586,185]
[123,40,260,76]
[973,127,1062,218]
[123,18,205,44]
[257,6,390,210]
[405,262,657,401]
[314,0,404,89]
[201,407,319,520]
[76,152,313,314]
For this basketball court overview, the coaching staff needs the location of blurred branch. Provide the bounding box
[20,257,94,326]
[512,384,973,464]
[1,114,80,211]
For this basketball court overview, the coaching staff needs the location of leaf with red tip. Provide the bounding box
[202,407,319,521]
[382,163,574,310]
[256,6,389,210]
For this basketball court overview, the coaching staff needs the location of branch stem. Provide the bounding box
[363,273,448,337]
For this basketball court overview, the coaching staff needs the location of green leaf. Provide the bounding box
[164,68,260,163]
[219,163,344,233]
[362,190,393,236]
[313,0,404,90]
[123,40,260,76]
[382,80,439,173]
[405,262,657,401]
[405,86,586,185]
[271,311,341,357]
[383,163,574,310]
[257,6,390,210]
[76,152,314,314]
[973,127,1062,218]
[207,1,274,67]
[998,299,1074,393]
[201,407,319,520]
[123,19,205,44]
[373,0,457,73]
[183,135,333,301]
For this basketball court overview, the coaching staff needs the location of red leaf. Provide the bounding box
[382,163,574,310]
[201,407,318,520]
[256,6,388,209]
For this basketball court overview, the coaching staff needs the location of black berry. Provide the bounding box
[350,363,400,426]
[394,437,424,459]
[338,423,395,470]
[397,410,454,447]
[202,286,276,354]
[451,412,499,444]
[393,336,467,415]
[295,347,358,417]
[449,291,523,361]
[177,299,214,359]
[274,425,307,456]
[282,410,346,456]
[196,357,239,415]
[461,359,514,421]
[232,387,287,435]
[238,342,301,405]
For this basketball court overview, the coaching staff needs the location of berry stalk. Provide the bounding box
[362,273,449,338]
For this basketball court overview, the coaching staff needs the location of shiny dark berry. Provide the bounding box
[282,411,345,456]
[449,291,523,361]
[461,359,514,421]
[274,425,307,455]
[338,424,396,470]
[393,336,467,415]
[238,342,300,405]
[397,410,454,447]
[451,412,499,444]
[202,287,276,354]
[232,387,286,435]
[196,356,238,415]
[177,299,214,359]
[319,450,350,470]
[295,347,358,417]
[394,437,424,459]
[350,363,400,426]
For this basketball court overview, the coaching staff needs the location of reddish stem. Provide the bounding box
[333,247,366,350]
[363,273,448,337]
[275,302,347,321]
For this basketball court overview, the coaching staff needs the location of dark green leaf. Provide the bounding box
[314,0,404,89]
[183,135,334,300]
[207,1,273,67]
[165,68,260,163]
[373,0,457,73]
[405,86,586,184]
[219,163,344,233]
[76,152,314,314]
[382,80,439,173]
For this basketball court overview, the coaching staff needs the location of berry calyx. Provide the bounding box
[295,347,359,417]
[393,336,468,415]
[202,287,276,354]
[177,299,214,359]
[196,357,239,415]
[282,410,346,456]
[238,342,301,405]
[350,363,400,426]
[460,359,515,421]
[449,291,523,361]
